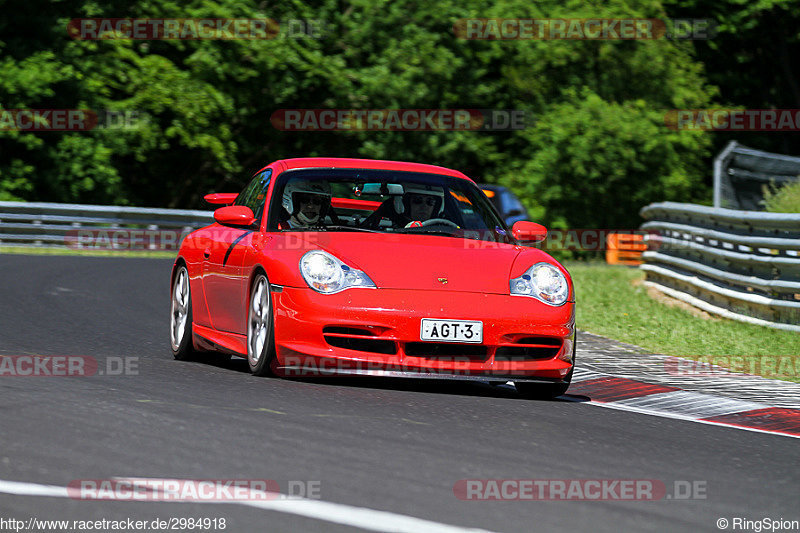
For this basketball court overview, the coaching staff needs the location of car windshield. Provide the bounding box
[268,169,512,243]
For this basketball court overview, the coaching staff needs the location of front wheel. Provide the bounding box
[515,379,571,400]
[248,273,276,376]
[170,265,196,361]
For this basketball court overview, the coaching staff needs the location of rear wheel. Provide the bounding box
[248,273,276,376]
[170,265,196,361]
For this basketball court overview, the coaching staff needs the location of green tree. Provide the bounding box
[662,0,800,156]
[1,0,718,232]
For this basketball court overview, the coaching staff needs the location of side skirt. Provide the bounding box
[193,324,248,356]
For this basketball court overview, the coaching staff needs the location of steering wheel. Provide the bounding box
[420,218,459,228]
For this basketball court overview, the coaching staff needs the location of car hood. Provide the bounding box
[301,232,527,294]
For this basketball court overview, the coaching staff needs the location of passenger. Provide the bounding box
[279,180,332,229]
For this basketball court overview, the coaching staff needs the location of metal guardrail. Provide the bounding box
[639,202,800,332]
[0,201,214,250]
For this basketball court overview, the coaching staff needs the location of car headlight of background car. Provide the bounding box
[300,250,376,294]
[510,262,569,306]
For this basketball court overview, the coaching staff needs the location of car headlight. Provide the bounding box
[510,262,569,306]
[299,251,376,294]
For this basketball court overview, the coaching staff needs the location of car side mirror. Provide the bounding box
[511,221,547,243]
[214,206,256,227]
[204,193,239,206]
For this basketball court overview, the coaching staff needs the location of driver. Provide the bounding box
[280,179,332,229]
[400,184,445,227]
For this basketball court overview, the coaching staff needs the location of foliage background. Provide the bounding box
[763,179,800,213]
[1,0,798,228]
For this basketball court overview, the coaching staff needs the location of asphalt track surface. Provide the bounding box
[0,254,797,532]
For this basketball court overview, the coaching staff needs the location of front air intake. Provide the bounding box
[495,337,562,361]
[323,326,397,355]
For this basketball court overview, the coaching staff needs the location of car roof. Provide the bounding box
[265,158,472,181]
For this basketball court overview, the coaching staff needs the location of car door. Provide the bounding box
[203,170,271,334]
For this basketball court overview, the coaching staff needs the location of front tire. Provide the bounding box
[170,265,196,361]
[248,273,276,376]
[515,378,571,400]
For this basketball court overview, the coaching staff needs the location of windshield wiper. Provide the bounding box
[321,225,383,233]
[394,228,458,236]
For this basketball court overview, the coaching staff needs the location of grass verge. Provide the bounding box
[566,261,800,383]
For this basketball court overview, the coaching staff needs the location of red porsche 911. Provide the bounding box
[170,158,576,398]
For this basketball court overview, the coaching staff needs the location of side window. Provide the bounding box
[235,170,272,224]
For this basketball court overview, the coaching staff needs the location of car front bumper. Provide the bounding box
[271,286,575,382]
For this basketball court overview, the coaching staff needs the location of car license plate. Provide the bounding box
[420,319,483,343]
